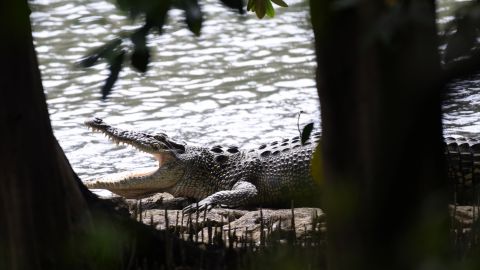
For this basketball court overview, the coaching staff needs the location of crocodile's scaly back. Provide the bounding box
[445,137,480,204]
[155,133,322,207]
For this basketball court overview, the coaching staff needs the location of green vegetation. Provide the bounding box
[4,0,480,269]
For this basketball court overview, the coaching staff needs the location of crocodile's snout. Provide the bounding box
[84,117,185,197]
[92,117,103,124]
[85,117,108,129]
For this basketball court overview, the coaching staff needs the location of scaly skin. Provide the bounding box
[84,118,321,211]
[84,118,480,210]
[444,136,480,204]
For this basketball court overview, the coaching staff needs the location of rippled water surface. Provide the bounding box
[438,0,480,136]
[30,0,480,183]
[30,0,318,180]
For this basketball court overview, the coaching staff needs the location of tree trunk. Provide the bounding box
[310,1,449,269]
[0,2,212,270]
[0,1,92,269]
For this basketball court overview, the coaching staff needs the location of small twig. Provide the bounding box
[297,110,305,137]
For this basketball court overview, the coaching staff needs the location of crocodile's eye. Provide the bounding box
[151,142,163,150]
[154,134,167,141]
[87,117,107,127]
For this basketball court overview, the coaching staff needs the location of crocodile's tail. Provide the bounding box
[445,137,480,204]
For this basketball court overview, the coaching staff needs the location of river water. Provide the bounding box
[29,0,478,183]
[30,0,317,180]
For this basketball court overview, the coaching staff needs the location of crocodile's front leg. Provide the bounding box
[183,181,258,213]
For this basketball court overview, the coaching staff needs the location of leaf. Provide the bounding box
[77,54,101,68]
[301,123,314,145]
[219,0,245,14]
[116,0,170,20]
[130,26,150,72]
[131,47,150,73]
[265,0,275,18]
[248,0,280,19]
[146,0,171,33]
[183,0,203,36]
[271,0,288,7]
[101,50,124,100]
[255,0,266,18]
[77,38,122,68]
[247,0,255,11]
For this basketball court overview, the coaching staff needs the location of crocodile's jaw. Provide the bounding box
[84,117,186,198]
[86,168,164,198]
[85,156,185,199]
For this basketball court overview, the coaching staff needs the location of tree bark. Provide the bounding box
[310,1,449,269]
[0,1,92,269]
[0,2,213,270]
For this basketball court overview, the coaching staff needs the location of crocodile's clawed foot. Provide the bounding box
[128,196,193,211]
[182,200,214,214]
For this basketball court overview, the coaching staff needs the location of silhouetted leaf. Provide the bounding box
[77,54,101,68]
[271,0,288,7]
[178,0,203,36]
[131,47,150,73]
[219,0,245,14]
[301,123,314,145]
[77,38,122,68]
[146,0,171,33]
[130,26,150,72]
[116,0,171,20]
[102,51,125,100]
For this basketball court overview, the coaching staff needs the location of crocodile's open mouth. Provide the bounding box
[84,118,182,198]
[86,123,167,171]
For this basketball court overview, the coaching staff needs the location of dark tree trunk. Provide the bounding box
[0,1,92,269]
[0,2,213,270]
[310,1,449,269]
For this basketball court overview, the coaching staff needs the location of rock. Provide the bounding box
[206,208,326,246]
[105,195,479,248]
[450,205,480,229]
[136,208,249,230]
[127,193,193,211]
[135,206,326,246]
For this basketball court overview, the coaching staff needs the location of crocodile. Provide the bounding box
[84,118,480,211]
[84,118,321,211]
[444,136,480,204]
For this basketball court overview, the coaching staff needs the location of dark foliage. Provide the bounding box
[176,0,203,36]
[80,0,250,99]
[77,38,122,68]
[220,0,245,14]
[301,123,314,145]
[131,26,151,73]
[102,50,125,100]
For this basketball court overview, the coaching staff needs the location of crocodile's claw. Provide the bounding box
[182,199,214,214]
